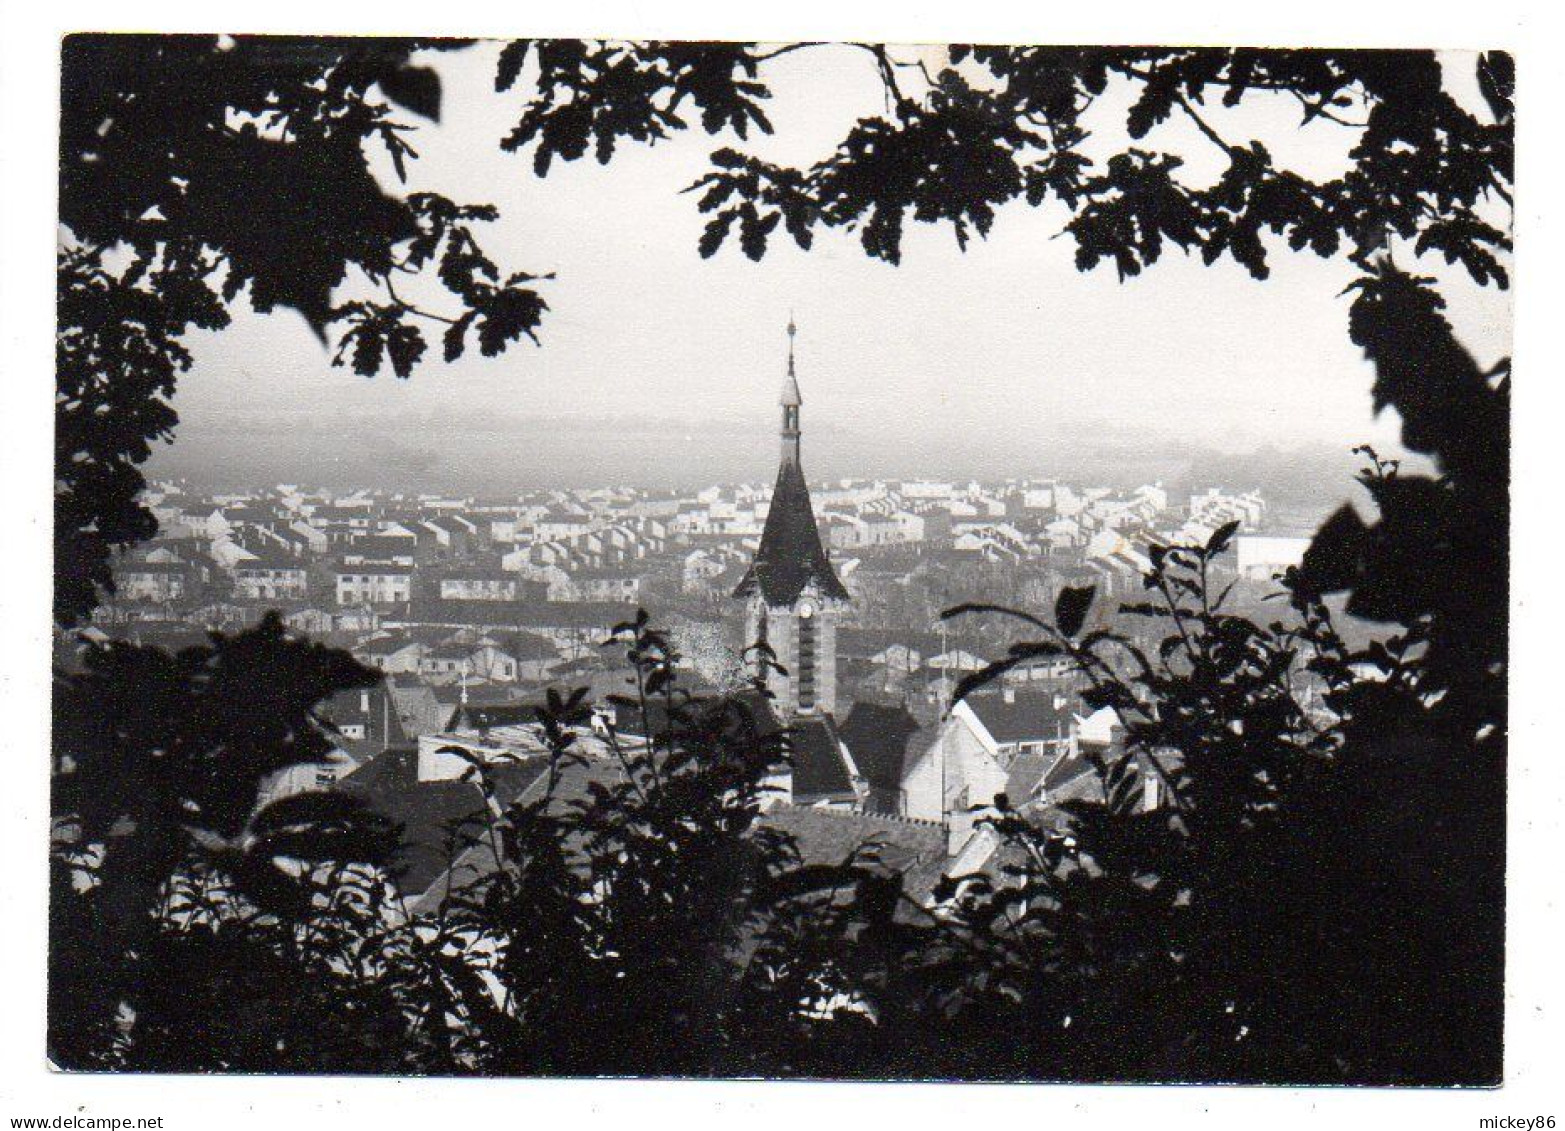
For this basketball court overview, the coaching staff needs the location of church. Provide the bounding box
[734,317,851,718]
[733,318,868,808]
[730,322,1126,860]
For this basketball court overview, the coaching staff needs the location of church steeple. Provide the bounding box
[734,318,850,719]
[735,318,848,610]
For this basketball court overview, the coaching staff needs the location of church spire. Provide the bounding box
[780,316,802,467]
[734,317,849,609]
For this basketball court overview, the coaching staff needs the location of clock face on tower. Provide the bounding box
[798,600,815,619]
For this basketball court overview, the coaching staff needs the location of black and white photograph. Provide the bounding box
[2,1,1559,1122]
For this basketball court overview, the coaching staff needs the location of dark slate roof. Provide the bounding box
[733,460,849,605]
[318,683,410,761]
[837,701,927,796]
[407,749,643,913]
[99,621,212,651]
[1043,747,1098,792]
[119,561,189,575]
[759,804,949,903]
[447,700,548,733]
[336,746,550,897]
[361,633,420,656]
[335,562,412,576]
[616,680,766,731]
[1003,752,1053,807]
[335,743,417,794]
[964,690,1073,746]
[352,532,417,549]
[504,630,560,660]
[1046,764,1105,806]
[789,714,857,802]
[602,688,840,801]
[438,564,514,581]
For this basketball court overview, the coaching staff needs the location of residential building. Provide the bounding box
[232,552,310,601]
[335,564,413,606]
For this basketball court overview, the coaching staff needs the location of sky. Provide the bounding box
[146,42,1513,500]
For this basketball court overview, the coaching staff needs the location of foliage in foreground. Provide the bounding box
[51,514,1500,1083]
[49,39,1508,1084]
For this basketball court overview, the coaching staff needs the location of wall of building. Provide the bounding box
[748,595,841,719]
[901,707,1008,854]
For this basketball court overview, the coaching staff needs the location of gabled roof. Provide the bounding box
[965,691,1073,746]
[733,460,850,606]
[404,749,634,912]
[605,688,850,802]
[504,630,560,660]
[337,747,549,897]
[759,804,949,904]
[837,700,928,796]
[119,561,189,575]
[432,682,517,707]
[1002,752,1053,807]
[837,628,942,662]
[361,634,421,656]
[447,700,547,732]
[1043,747,1098,792]
[425,641,479,661]
[438,565,514,582]
[318,683,410,759]
[609,682,764,741]
[789,714,857,802]
[234,550,307,571]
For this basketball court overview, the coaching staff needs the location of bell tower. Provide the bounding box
[734,319,850,719]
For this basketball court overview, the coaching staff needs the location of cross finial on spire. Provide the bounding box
[780,316,802,408]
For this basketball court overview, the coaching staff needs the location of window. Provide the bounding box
[797,607,816,710]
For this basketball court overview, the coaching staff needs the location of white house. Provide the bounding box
[900,699,1011,855]
[335,565,412,606]
[358,636,426,674]
[233,553,310,601]
[116,562,190,603]
[1236,534,1311,580]
[439,569,521,602]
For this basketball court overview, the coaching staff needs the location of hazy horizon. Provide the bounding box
[145,407,1375,527]
[142,41,1506,525]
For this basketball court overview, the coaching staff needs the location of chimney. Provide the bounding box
[1003,686,1016,704]
[945,807,975,858]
